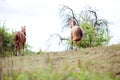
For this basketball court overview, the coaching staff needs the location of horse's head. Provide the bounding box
[21,26,26,36]
[69,18,76,28]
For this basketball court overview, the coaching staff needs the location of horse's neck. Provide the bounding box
[20,31,26,36]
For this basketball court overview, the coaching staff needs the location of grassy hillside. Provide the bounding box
[1,44,120,80]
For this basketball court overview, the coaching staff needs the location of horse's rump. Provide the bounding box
[78,27,83,38]
[14,31,26,47]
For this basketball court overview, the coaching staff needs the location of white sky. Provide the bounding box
[0,0,120,52]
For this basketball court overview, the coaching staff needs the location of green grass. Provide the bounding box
[1,44,120,80]
[2,65,118,80]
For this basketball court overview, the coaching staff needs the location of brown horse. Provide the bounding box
[69,19,83,49]
[14,26,26,56]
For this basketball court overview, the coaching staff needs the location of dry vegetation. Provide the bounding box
[1,44,120,80]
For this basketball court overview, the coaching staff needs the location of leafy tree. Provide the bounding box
[0,22,14,56]
[79,7,110,48]
[50,5,110,50]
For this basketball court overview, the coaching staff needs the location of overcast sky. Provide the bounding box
[0,0,120,52]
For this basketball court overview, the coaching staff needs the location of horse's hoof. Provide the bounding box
[21,54,24,56]
[15,54,17,56]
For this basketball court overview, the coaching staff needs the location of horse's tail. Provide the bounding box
[14,40,19,45]
[80,26,84,38]
[13,32,20,46]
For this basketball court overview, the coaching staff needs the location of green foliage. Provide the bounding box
[0,23,14,56]
[76,7,111,48]
[79,23,110,48]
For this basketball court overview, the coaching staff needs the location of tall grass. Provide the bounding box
[1,54,119,80]
[1,64,119,80]
[0,49,14,80]
[1,44,120,80]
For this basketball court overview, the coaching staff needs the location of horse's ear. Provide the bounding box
[21,26,23,29]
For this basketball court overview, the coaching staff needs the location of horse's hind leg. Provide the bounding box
[15,47,17,56]
[21,48,24,56]
[16,45,20,56]
[21,43,24,56]
[15,46,19,56]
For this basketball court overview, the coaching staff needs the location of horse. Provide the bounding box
[14,26,26,56]
[69,19,83,49]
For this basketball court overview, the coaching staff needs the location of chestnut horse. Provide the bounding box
[14,26,26,56]
[69,19,83,49]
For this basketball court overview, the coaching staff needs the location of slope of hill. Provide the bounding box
[1,44,120,80]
